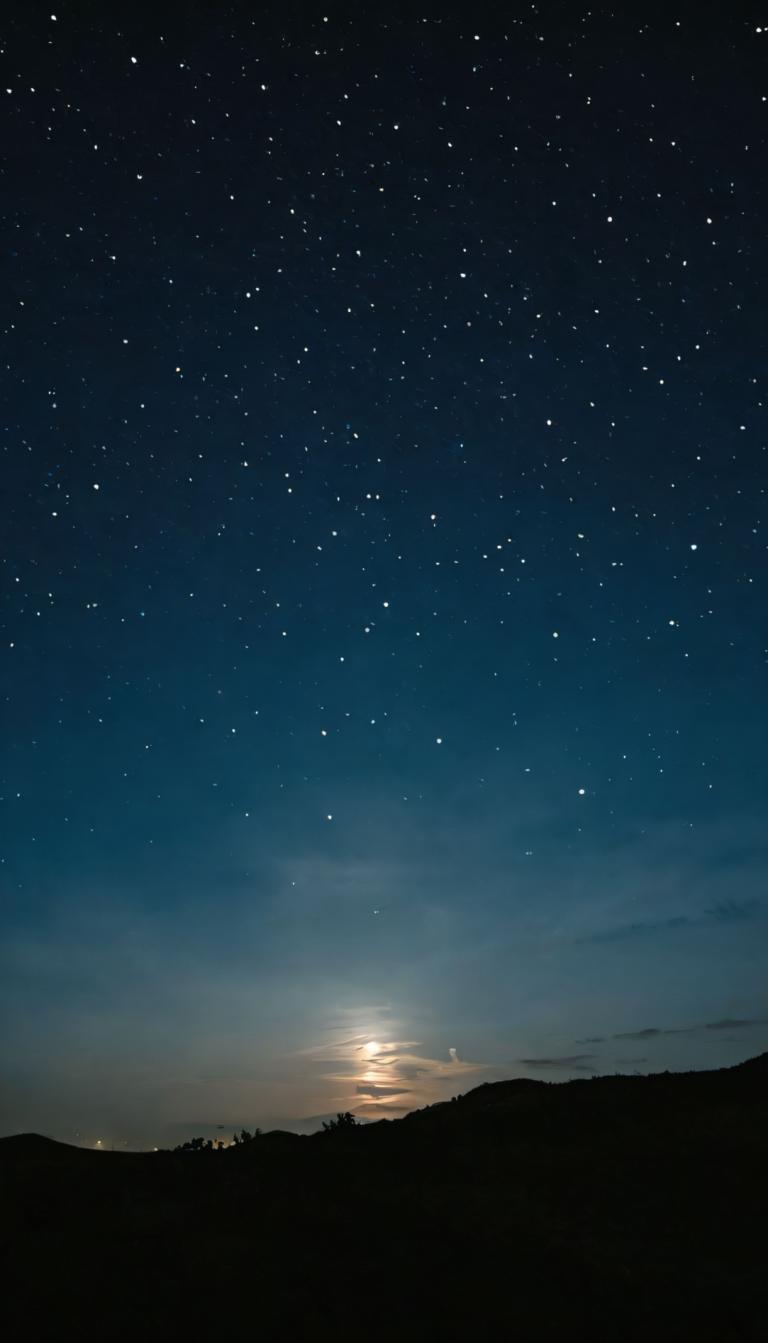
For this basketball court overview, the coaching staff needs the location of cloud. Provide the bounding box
[606,1020,768,1042]
[581,898,761,945]
[705,899,759,924]
[519,1055,595,1070]
[355,1085,412,1099]
[584,915,690,944]
[555,815,767,949]
[704,1017,768,1031]
[613,1028,664,1040]
[295,1036,421,1063]
[295,1025,497,1119]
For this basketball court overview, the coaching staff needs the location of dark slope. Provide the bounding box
[2,1056,767,1341]
[0,1132,84,1159]
[0,1132,158,1163]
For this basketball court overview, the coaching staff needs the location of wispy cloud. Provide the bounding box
[704,1017,768,1031]
[613,1027,666,1040]
[576,1017,768,1045]
[580,898,761,945]
[550,814,767,949]
[296,1029,493,1117]
[584,916,689,944]
[706,899,759,923]
[355,1085,412,1099]
[519,1054,595,1070]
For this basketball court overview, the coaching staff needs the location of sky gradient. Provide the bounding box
[2,3,767,1149]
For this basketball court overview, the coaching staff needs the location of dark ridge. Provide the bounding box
[3,1054,767,1340]
[0,1133,91,1159]
[729,1050,768,1072]
[0,1132,154,1161]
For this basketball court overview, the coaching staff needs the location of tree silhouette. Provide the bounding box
[322,1112,359,1132]
[232,1128,260,1144]
[174,1135,223,1152]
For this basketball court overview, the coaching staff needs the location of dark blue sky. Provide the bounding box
[2,3,767,1148]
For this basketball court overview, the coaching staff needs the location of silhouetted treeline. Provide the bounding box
[173,1128,261,1152]
[321,1111,359,1131]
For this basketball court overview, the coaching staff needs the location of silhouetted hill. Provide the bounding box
[0,1132,84,1159]
[0,1131,156,1162]
[400,1074,548,1124]
[2,1055,766,1340]
[730,1049,768,1073]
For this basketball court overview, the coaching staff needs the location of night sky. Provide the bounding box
[2,4,767,1149]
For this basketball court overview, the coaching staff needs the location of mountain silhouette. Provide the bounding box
[0,1132,83,1158]
[2,1054,767,1340]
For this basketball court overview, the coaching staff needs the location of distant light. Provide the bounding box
[578,788,586,796]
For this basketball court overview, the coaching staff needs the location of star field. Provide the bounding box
[2,4,767,1147]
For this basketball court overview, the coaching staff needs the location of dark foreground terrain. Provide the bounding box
[3,1055,767,1340]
